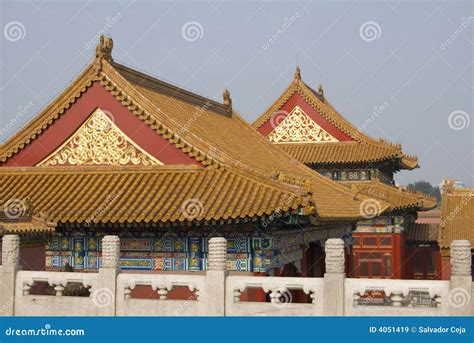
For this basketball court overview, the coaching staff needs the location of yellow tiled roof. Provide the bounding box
[252,75,419,170]
[0,165,310,224]
[439,185,474,248]
[404,223,440,242]
[346,180,438,212]
[278,142,418,168]
[0,38,378,222]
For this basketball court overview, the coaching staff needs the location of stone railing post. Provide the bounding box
[206,237,227,316]
[449,240,472,316]
[0,235,21,316]
[96,235,120,316]
[323,238,345,316]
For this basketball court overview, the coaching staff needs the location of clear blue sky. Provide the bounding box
[1,0,472,187]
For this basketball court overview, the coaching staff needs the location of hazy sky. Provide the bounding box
[1,0,472,187]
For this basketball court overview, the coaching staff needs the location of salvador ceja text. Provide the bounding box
[369,326,467,335]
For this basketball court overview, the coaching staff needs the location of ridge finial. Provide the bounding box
[223,89,232,112]
[294,65,301,81]
[317,83,324,100]
[95,35,114,62]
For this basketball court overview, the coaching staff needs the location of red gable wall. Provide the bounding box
[1,82,201,167]
[257,92,353,142]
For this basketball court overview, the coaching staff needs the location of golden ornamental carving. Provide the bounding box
[267,106,338,143]
[37,108,162,166]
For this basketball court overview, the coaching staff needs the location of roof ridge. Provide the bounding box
[112,62,230,115]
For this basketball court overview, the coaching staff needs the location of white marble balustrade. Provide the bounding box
[116,273,207,316]
[226,275,324,316]
[14,270,100,316]
[345,278,450,316]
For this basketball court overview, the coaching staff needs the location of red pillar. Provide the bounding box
[441,257,451,280]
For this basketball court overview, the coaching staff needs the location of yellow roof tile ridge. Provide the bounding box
[112,62,231,115]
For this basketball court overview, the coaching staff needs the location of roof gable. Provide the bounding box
[37,108,162,166]
[252,68,419,170]
[0,81,199,167]
[267,106,338,143]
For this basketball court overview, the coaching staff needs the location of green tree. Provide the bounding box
[407,180,441,203]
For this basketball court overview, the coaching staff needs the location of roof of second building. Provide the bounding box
[439,182,474,248]
[252,68,419,170]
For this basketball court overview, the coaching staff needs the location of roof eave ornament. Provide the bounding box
[93,35,114,76]
[316,83,324,101]
[223,89,232,113]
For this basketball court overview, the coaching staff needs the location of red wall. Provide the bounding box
[2,82,201,167]
[257,92,353,141]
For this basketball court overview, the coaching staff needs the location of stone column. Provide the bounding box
[0,235,21,316]
[206,237,227,316]
[449,240,472,316]
[323,238,345,316]
[96,235,120,316]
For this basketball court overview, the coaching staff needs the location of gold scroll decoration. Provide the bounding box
[37,108,162,166]
[267,106,338,143]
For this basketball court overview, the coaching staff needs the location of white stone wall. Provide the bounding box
[1,235,471,317]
